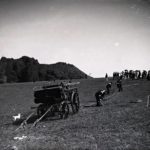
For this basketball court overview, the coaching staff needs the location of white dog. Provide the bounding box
[13,113,21,121]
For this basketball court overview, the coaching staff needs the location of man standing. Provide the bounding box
[105,73,108,81]
[116,79,123,92]
[95,90,106,106]
[106,82,112,94]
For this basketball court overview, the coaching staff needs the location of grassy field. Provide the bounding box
[0,78,150,150]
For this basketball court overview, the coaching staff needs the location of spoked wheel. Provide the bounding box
[60,102,69,119]
[37,104,48,118]
[71,93,80,113]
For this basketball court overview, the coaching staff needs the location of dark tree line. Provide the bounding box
[0,56,88,83]
[113,69,150,80]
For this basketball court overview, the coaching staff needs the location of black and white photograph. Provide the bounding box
[0,0,150,149]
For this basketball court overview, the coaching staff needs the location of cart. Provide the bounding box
[34,82,80,119]
[15,82,80,130]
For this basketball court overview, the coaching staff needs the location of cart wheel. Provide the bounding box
[37,104,46,117]
[71,93,80,113]
[49,104,56,117]
[60,102,69,119]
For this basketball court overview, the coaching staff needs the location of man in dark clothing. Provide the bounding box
[106,82,112,94]
[116,79,123,92]
[105,73,108,81]
[95,90,106,106]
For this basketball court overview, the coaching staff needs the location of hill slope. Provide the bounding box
[0,56,89,83]
[0,79,150,149]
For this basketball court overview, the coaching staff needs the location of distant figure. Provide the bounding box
[142,70,147,79]
[147,70,150,80]
[105,73,108,81]
[116,79,123,92]
[124,70,129,79]
[138,71,141,79]
[113,72,119,80]
[106,82,112,94]
[95,90,106,106]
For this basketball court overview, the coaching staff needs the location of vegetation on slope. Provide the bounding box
[0,56,89,83]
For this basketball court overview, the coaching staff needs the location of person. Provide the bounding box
[116,79,123,92]
[105,73,108,81]
[106,82,112,94]
[95,90,106,106]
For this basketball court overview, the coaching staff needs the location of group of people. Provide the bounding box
[95,79,123,106]
[113,70,150,80]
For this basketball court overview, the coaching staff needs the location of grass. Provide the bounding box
[0,78,150,150]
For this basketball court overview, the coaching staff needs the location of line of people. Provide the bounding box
[95,79,123,106]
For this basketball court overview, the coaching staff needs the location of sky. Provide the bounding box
[0,0,150,77]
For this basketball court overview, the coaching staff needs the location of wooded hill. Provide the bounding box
[0,56,89,83]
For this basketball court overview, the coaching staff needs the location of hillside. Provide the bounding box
[0,56,89,83]
[0,79,150,149]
